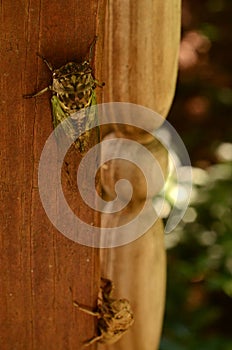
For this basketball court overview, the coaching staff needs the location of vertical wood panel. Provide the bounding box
[100,1,180,349]
[0,1,106,348]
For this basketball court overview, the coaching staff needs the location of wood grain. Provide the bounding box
[102,0,180,116]
[0,1,106,349]
[100,1,180,349]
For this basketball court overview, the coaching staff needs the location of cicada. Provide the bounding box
[24,37,104,154]
[73,278,134,347]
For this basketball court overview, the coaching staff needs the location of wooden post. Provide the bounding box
[0,1,105,349]
[100,1,181,349]
[1,0,180,349]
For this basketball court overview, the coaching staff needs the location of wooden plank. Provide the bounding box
[100,1,180,349]
[0,0,105,348]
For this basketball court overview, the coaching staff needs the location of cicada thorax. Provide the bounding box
[98,298,134,342]
[52,61,96,112]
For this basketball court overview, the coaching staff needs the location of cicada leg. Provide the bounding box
[36,52,53,71]
[82,335,103,347]
[73,301,103,347]
[73,301,100,317]
[88,36,98,63]
[23,53,53,98]
[94,79,105,88]
[23,86,51,99]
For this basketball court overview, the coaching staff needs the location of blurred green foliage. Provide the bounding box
[159,0,232,348]
[160,162,232,349]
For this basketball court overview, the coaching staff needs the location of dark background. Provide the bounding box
[160,1,232,349]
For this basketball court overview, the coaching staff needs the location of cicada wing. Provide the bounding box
[85,91,100,141]
[68,91,100,154]
[51,93,99,154]
[51,95,77,144]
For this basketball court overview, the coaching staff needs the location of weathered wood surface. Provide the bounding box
[0,1,105,349]
[100,1,181,349]
[0,0,180,349]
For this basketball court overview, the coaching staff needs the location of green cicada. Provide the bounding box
[24,37,104,154]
